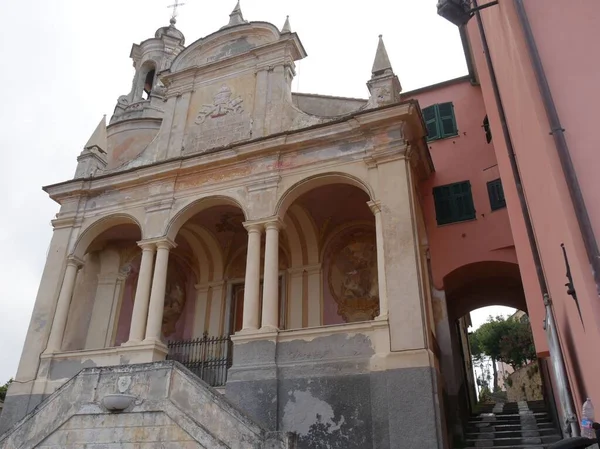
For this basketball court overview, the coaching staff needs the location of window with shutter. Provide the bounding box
[423,105,440,141]
[422,102,458,141]
[438,102,458,137]
[487,178,506,211]
[433,181,476,225]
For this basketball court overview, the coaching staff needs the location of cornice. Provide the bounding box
[43,101,420,203]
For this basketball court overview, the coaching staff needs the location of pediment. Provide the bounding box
[171,22,281,72]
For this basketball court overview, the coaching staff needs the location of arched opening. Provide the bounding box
[279,181,377,328]
[142,69,156,100]
[63,219,142,352]
[135,61,157,101]
[435,261,555,445]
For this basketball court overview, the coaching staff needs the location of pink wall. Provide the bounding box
[466,0,600,411]
[407,80,518,305]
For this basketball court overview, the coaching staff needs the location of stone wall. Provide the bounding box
[505,362,543,402]
[226,329,442,449]
[0,362,294,449]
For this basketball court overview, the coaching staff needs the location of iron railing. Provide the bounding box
[166,333,232,387]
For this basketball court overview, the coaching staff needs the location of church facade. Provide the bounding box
[0,4,446,449]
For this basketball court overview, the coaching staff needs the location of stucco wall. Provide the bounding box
[466,0,600,409]
[407,79,517,289]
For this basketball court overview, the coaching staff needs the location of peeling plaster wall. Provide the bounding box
[226,333,442,449]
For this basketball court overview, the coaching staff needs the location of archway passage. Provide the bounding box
[63,221,142,352]
[280,182,378,328]
[436,261,557,445]
[444,261,527,322]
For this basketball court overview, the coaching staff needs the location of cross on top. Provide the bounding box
[167,0,186,21]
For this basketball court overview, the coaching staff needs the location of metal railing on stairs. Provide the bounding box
[166,333,232,387]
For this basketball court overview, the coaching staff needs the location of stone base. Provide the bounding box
[226,329,444,449]
[0,342,169,433]
[0,361,294,448]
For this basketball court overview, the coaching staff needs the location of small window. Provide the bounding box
[487,178,506,211]
[483,115,492,143]
[423,102,458,141]
[433,181,476,225]
[142,69,156,100]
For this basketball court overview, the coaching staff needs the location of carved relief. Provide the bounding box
[194,86,244,124]
[186,85,252,154]
[327,229,379,323]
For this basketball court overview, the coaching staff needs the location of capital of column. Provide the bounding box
[367,200,382,215]
[138,237,177,251]
[66,256,84,269]
[243,221,263,233]
[137,240,157,252]
[264,219,285,232]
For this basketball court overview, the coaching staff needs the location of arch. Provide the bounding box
[443,261,527,321]
[288,205,319,265]
[275,172,374,218]
[135,59,158,101]
[178,229,211,283]
[166,195,248,242]
[170,22,281,73]
[72,213,143,260]
[183,223,224,281]
[283,214,303,268]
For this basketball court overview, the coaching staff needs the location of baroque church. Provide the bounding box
[0,3,444,448]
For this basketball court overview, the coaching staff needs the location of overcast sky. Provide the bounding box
[0,0,507,383]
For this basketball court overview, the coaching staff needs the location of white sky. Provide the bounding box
[0,0,470,383]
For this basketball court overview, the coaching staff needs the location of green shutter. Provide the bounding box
[433,185,453,225]
[423,105,440,141]
[433,181,476,225]
[438,102,458,137]
[487,179,506,210]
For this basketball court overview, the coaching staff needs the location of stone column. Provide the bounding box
[192,284,210,338]
[306,264,322,327]
[45,257,82,353]
[126,242,156,344]
[368,200,389,319]
[144,240,175,343]
[241,223,262,331]
[287,267,304,329]
[261,220,283,330]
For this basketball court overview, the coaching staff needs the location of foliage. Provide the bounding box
[471,314,535,370]
[0,379,13,401]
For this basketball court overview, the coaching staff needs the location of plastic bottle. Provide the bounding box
[582,398,595,439]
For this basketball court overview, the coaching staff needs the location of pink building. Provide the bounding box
[434,0,600,437]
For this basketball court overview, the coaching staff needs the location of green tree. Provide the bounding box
[469,314,535,392]
[498,317,536,369]
[0,379,13,401]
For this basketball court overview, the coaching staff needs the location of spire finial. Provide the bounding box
[84,116,108,154]
[371,34,393,78]
[281,15,292,33]
[167,0,186,25]
[223,0,247,28]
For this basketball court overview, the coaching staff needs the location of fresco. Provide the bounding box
[326,229,379,323]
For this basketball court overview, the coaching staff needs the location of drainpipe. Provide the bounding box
[513,0,600,297]
[472,0,579,437]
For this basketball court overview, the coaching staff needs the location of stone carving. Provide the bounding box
[327,230,379,322]
[194,86,244,125]
[162,265,187,337]
[117,376,132,393]
[187,85,251,154]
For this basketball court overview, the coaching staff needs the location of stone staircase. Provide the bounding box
[465,400,563,448]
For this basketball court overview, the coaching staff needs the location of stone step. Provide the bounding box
[465,434,562,447]
[466,422,556,433]
[466,428,561,439]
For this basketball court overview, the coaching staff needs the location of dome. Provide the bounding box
[155,18,185,45]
